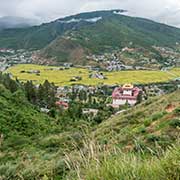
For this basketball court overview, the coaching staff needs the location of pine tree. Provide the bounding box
[24,81,37,104]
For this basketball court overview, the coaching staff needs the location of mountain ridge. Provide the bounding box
[1,9,180,66]
[1,9,180,49]
[39,11,180,65]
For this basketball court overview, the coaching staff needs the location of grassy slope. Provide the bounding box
[67,90,180,179]
[77,145,180,180]
[0,83,179,179]
[94,90,180,150]
[7,64,180,86]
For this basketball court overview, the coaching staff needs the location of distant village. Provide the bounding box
[1,45,180,72]
[0,49,33,71]
[86,46,180,71]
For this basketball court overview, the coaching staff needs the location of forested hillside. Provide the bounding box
[1,10,180,65]
[40,13,180,63]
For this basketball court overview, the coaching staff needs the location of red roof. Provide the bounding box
[112,86,141,100]
[56,101,69,108]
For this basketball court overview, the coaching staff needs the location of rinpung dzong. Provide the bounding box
[54,84,141,110]
[112,84,141,107]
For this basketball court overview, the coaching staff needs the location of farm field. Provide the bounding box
[7,64,180,86]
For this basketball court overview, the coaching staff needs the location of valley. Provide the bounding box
[6,64,180,86]
[0,8,180,180]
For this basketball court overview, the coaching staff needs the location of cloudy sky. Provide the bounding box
[0,0,180,27]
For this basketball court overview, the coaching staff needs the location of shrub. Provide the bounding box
[146,134,160,142]
[169,119,180,128]
[174,107,180,115]
[151,112,166,121]
[139,126,146,133]
[144,118,152,127]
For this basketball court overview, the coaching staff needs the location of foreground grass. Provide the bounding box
[7,64,180,86]
[66,142,180,180]
[65,91,180,179]
[1,139,179,180]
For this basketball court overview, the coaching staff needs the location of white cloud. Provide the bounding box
[0,0,180,27]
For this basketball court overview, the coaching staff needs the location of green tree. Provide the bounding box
[24,81,37,104]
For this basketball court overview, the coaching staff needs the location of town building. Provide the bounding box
[55,101,69,110]
[82,108,99,116]
[112,84,141,107]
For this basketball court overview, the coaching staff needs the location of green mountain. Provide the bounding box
[0,10,124,49]
[39,11,180,65]
[1,10,180,65]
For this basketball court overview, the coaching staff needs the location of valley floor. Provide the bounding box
[6,64,180,86]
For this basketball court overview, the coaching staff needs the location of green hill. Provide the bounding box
[66,90,180,179]
[94,90,180,151]
[0,84,57,138]
[0,80,179,179]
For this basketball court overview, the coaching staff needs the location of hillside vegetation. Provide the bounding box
[94,90,180,151]
[0,78,179,179]
[66,90,180,179]
[36,12,180,64]
[0,84,59,138]
[0,83,89,179]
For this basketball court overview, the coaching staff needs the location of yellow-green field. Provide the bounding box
[7,64,180,86]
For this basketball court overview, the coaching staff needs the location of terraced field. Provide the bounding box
[7,64,180,86]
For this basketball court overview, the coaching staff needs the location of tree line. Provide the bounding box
[0,73,57,109]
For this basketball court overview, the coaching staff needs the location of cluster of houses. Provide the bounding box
[54,83,142,111]
[86,53,133,72]
[86,50,158,72]
[54,79,180,113]
[86,45,180,71]
[0,49,33,71]
[106,61,126,71]
[153,46,180,67]
[55,85,99,110]
[20,70,41,75]
[0,48,15,53]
